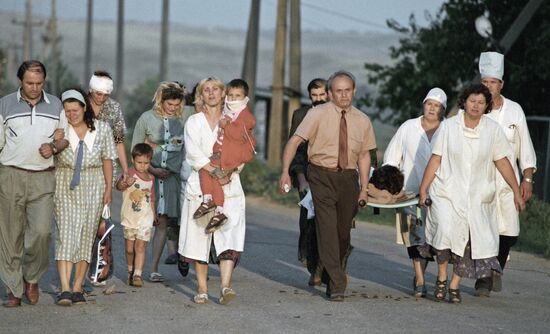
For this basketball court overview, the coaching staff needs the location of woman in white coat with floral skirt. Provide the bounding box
[419,84,525,304]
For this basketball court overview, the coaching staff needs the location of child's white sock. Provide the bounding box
[134,269,142,276]
[215,206,224,214]
[128,265,133,273]
[204,194,213,203]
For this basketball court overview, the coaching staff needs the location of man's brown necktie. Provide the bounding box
[338,110,348,170]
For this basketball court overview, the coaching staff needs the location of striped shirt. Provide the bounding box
[0,89,67,170]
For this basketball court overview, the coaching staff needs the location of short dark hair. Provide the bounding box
[17,60,46,80]
[132,143,153,159]
[93,70,112,79]
[61,87,96,132]
[327,70,356,91]
[227,79,249,96]
[370,165,404,195]
[458,84,493,114]
[307,78,327,93]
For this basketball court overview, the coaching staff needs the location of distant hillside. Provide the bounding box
[0,11,398,93]
[0,11,398,149]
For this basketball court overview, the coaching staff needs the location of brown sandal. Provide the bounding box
[193,201,215,219]
[448,288,461,304]
[205,213,228,233]
[434,279,447,301]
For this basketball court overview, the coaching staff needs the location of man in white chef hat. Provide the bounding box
[475,51,537,297]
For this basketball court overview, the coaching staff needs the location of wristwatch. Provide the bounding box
[523,177,534,184]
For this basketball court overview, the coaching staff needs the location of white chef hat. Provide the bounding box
[479,51,504,80]
[423,87,447,110]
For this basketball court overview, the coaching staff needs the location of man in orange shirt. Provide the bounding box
[279,70,376,301]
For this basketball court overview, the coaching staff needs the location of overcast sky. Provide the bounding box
[1,0,447,33]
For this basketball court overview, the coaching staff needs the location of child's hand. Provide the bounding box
[219,118,229,128]
[153,217,159,226]
[126,176,137,187]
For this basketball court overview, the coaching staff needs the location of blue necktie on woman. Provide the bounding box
[70,140,84,190]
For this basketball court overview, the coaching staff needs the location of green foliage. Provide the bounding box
[43,56,79,96]
[517,196,550,258]
[240,158,300,206]
[362,0,550,126]
[0,49,16,96]
[123,76,158,151]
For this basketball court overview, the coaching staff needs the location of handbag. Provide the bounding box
[88,205,115,284]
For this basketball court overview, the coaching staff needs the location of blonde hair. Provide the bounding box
[152,81,187,118]
[194,77,225,113]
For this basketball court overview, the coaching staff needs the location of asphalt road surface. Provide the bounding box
[2,195,549,334]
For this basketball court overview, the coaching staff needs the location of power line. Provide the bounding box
[301,1,390,31]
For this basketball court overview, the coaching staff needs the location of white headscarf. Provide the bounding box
[89,75,114,94]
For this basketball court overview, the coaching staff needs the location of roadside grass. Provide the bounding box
[242,158,550,259]
[517,196,550,258]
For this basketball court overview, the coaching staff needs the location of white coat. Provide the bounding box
[178,112,246,262]
[485,96,536,236]
[426,112,512,259]
[384,116,442,246]
[384,116,442,195]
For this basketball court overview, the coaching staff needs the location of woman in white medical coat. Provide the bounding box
[419,84,524,303]
[384,87,446,298]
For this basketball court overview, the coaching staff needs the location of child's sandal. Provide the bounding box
[434,279,447,301]
[193,201,215,219]
[448,288,461,304]
[193,293,209,304]
[132,275,144,287]
[127,270,134,286]
[204,213,228,234]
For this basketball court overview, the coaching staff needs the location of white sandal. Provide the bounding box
[149,272,164,282]
[193,293,209,304]
[219,287,236,305]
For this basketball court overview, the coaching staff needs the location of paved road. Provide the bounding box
[2,195,550,334]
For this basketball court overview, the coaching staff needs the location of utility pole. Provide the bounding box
[287,0,302,133]
[242,0,261,113]
[24,0,33,60]
[267,0,287,166]
[84,0,93,82]
[115,0,125,103]
[159,0,169,81]
[12,0,42,60]
[42,0,61,94]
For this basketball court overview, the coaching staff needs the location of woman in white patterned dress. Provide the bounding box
[54,88,117,306]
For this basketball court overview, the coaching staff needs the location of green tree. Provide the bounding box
[362,0,550,125]
[0,49,16,96]
[123,76,158,150]
[43,56,79,96]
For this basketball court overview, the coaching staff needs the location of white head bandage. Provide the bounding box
[479,51,504,80]
[89,75,114,94]
[423,87,447,110]
[62,89,87,107]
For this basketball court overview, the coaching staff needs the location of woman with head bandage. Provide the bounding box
[88,70,127,183]
[87,70,128,287]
